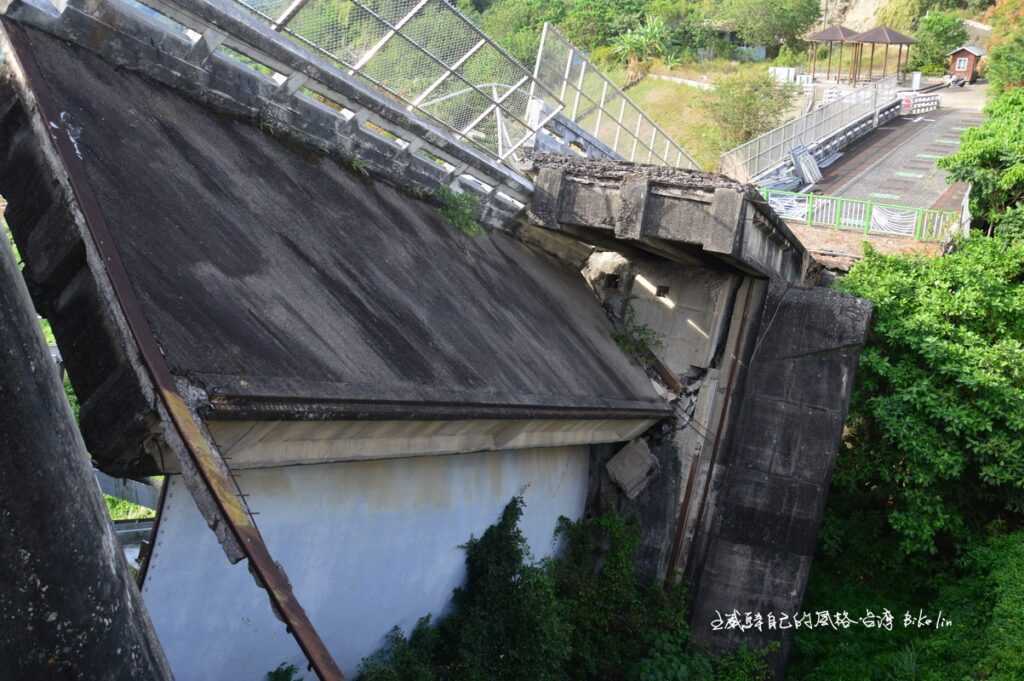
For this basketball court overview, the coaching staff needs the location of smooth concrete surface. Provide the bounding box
[200,418,654,471]
[143,446,589,679]
[813,85,987,210]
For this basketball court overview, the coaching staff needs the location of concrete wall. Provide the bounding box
[627,260,739,375]
[689,282,872,675]
[142,445,589,679]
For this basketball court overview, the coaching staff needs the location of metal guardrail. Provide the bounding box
[722,76,899,183]
[531,23,699,170]
[228,0,562,163]
[762,189,960,242]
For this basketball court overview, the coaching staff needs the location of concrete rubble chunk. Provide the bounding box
[606,438,660,500]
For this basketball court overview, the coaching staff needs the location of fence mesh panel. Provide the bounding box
[532,23,699,169]
[722,77,898,182]
[227,0,559,162]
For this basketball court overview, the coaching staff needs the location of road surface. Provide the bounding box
[812,83,987,211]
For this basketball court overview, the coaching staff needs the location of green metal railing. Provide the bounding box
[761,189,962,242]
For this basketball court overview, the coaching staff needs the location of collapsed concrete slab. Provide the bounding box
[524,156,872,673]
[0,12,666,678]
[0,0,872,678]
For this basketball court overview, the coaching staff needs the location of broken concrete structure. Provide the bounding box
[521,157,872,676]
[0,0,871,678]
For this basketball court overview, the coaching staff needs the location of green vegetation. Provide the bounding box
[612,302,664,363]
[613,16,672,85]
[713,0,820,51]
[454,0,812,168]
[939,89,1024,232]
[266,663,304,681]
[699,70,797,150]
[790,33,1024,679]
[435,187,484,237]
[834,236,1024,555]
[907,12,968,75]
[105,495,156,521]
[358,497,772,681]
[987,33,1024,93]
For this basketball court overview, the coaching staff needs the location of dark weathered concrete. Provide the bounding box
[527,155,809,283]
[689,281,872,676]
[0,26,668,474]
[0,222,172,680]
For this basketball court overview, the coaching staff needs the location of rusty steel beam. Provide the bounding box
[4,22,344,681]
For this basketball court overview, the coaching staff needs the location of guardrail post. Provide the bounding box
[914,208,924,240]
[807,194,815,226]
[834,198,844,230]
[863,200,874,234]
[872,85,879,127]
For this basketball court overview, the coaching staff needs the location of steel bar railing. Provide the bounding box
[761,189,960,242]
[531,22,699,170]
[722,77,898,182]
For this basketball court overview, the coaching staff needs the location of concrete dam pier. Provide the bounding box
[0,0,871,678]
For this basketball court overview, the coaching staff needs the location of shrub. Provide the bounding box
[939,88,1024,230]
[357,498,772,681]
[908,12,968,75]
[700,70,797,149]
[834,236,1024,555]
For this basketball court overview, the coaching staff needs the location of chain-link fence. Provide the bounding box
[531,23,699,170]
[721,76,899,182]
[228,0,561,162]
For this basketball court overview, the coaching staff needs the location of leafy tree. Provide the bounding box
[939,88,1024,231]
[613,17,671,85]
[712,0,820,50]
[908,11,968,74]
[834,235,1024,555]
[987,32,1024,94]
[358,498,772,681]
[459,0,568,66]
[560,0,649,53]
[699,70,797,149]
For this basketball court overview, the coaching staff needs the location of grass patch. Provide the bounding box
[435,187,484,237]
[105,495,155,521]
[623,78,722,170]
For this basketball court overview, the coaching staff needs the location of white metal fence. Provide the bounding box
[531,23,699,169]
[762,189,960,242]
[722,77,899,182]
[229,0,562,162]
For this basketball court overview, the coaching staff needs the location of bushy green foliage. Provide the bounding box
[711,0,820,49]
[357,498,772,681]
[790,530,1024,680]
[939,88,1024,230]
[612,302,664,363]
[987,32,1024,94]
[265,663,304,681]
[908,12,968,75]
[105,495,156,521]
[877,0,930,31]
[434,187,483,237]
[613,17,671,85]
[699,70,797,148]
[834,236,1024,555]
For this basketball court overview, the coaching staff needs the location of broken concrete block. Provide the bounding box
[606,438,660,499]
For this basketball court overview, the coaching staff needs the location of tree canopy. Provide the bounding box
[939,88,1024,233]
[711,0,820,50]
[908,11,969,75]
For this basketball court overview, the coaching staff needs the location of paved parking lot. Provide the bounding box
[812,84,987,210]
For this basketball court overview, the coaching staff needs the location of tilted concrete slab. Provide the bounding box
[527,156,810,283]
[0,23,668,475]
